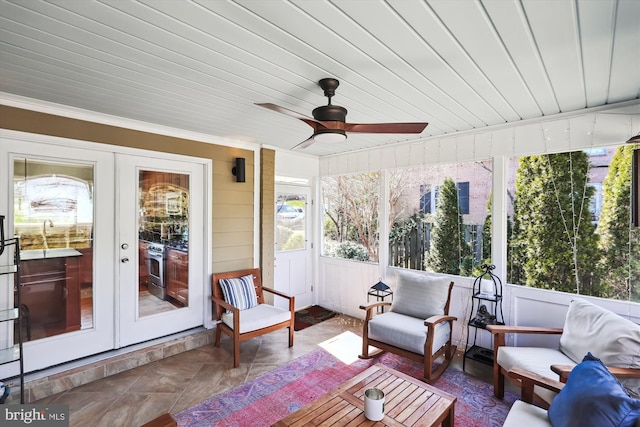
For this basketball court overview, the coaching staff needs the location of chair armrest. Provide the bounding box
[263,287,293,300]
[508,367,565,404]
[211,296,239,316]
[262,288,295,315]
[486,325,564,335]
[359,302,392,323]
[424,314,457,327]
[359,301,392,312]
[487,325,564,351]
[551,364,640,383]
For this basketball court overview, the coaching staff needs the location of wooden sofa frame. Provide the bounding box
[488,324,640,405]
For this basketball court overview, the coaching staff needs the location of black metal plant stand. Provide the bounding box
[0,215,25,403]
[463,264,504,371]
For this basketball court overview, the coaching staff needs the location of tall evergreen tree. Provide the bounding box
[597,145,640,301]
[427,178,469,274]
[482,192,492,261]
[511,152,601,293]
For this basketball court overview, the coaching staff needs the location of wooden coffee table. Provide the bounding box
[273,364,456,427]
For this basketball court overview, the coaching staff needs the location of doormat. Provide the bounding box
[294,305,337,331]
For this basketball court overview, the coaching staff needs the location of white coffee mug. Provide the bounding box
[364,387,385,421]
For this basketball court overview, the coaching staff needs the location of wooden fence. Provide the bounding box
[389,223,483,270]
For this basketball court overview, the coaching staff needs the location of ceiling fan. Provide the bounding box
[256,78,429,149]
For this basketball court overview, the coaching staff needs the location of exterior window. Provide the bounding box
[457,182,470,215]
[420,182,469,215]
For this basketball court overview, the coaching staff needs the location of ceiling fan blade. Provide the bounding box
[255,103,320,128]
[344,122,428,134]
[292,136,316,150]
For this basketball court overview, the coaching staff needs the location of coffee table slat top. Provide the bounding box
[273,364,456,427]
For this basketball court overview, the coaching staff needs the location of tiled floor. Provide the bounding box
[33,315,496,427]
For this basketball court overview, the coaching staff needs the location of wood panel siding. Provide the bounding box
[260,149,276,292]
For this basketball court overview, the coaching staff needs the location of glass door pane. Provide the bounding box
[138,170,190,316]
[13,158,94,341]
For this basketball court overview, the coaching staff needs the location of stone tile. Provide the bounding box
[169,363,238,413]
[28,315,418,427]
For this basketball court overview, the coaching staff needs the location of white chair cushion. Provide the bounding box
[368,311,450,356]
[221,303,291,333]
[559,298,640,397]
[391,270,451,319]
[502,400,550,427]
[560,298,640,368]
[498,346,574,404]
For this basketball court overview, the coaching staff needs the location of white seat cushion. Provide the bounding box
[368,311,450,356]
[498,346,574,404]
[221,304,291,334]
[502,400,550,427]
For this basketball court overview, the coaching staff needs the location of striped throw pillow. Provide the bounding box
[219,274,258,311]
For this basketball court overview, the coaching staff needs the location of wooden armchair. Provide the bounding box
[488,298,640,406]
[503,362,640,427]
[212,268,295,368]
[359,270,457,383]
[502,367,565,426]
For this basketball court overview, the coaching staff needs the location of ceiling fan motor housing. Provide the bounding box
[312,104,347,122]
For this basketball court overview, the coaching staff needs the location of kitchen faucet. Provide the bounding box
[42,219,54,250]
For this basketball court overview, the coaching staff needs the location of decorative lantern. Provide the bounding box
[367,280,393,313]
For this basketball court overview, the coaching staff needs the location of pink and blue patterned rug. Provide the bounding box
[175,342,517,427]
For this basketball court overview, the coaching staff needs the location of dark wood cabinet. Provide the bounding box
[20,255,82,335]
[166,249,188,306]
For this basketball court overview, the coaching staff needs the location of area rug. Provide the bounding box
[175,332,517,427]
[293,305,337,331]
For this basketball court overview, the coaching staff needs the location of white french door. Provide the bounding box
[116,154,205,346]
[0,138,116,374]
[0,131,208,375]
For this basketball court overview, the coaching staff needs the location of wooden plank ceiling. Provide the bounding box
[0,0,638,156]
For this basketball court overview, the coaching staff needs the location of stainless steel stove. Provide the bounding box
[147,242,166,300]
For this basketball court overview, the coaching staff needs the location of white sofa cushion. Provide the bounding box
[559,298,640,397]
[391,270,451,319]
[560,298,640,369]
[221,303,291,333]
[497,346,574,404]
[502,400,550,427]
[368,311,451,356]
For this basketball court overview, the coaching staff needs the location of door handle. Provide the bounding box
[121,257,130,263]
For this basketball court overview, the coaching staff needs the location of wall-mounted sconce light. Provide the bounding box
[232,157,246,183]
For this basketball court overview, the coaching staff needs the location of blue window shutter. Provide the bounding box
[457,182,470,214]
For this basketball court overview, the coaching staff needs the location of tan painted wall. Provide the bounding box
[0,105,256,274]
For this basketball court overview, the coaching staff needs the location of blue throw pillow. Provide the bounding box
[219,274,258,311]
[548,352,640,427]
